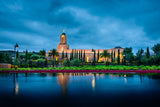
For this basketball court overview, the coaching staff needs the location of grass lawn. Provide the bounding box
[1,65,160,71]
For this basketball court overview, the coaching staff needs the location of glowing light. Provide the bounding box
[87,57,89,62]
[92,76,95,89]
[124,78,127,83]
[61,47,63,52]
[15,82,19,95]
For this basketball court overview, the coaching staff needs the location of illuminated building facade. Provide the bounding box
[47,31,125,62]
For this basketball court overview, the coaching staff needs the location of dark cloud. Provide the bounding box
[0,0,160,53]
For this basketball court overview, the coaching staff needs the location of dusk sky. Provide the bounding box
[0,0,160,53]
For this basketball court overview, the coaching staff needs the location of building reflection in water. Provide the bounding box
[57,73,69,97]
[140,74,142,83]
[92,76,95,89]
[13,73,19,96]
[57,73,99,97]
[92,74,96,95]
[124,74,127,84]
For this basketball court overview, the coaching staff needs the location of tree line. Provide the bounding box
[1,43,160,67]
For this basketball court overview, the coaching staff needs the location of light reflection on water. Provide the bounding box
[0,73,160,107]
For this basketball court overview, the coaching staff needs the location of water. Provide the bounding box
[0,73,160,107]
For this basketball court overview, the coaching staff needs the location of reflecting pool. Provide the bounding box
[0,73,160,107]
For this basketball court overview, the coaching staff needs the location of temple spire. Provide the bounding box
[63,29,65,33]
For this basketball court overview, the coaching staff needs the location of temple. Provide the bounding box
[47,31,125,62]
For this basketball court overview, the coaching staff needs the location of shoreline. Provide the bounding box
[0,70,160,73]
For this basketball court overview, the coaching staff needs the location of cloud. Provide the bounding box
[0,0,160,54]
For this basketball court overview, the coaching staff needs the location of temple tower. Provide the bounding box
[57,30,69,52]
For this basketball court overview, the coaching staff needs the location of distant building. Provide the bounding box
[47,31,125,62]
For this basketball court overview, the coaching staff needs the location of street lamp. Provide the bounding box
[123,54,126,65]
[92,49,96,66]
[14,43,19,68]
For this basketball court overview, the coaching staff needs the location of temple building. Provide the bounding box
[47,31,124,62]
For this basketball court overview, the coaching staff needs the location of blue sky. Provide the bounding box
[0,0,160,53]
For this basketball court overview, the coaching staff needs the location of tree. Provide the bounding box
[37,58,45,67]
[136,48,144,65]
[65,52,68,59]
[81,50,82,61]
[79,51,80,60]
[0,53,4,63]
[75,50,78,59]
[100,50,110,62]
[25,49,28,62]
[62,51,64,59]
[97,50,100,62]
[117,49,120,64]
[71,59,80,67]
[152,43,160,56]
[111,51,113,62]
[114,51,115,62]
[39,50,46,56]
[93,50,96,66]
[146,47,150,58]
[30,54,40,60]
[27,52,34,60]
[76,50,78,59]
[51,49,58,60]
[4,53,10,63]
[48,52,52,59]
[123,47,134,64]
[70,49,73,61]
[83,50,85,62]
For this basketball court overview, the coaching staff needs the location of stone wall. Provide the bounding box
[0,63,11,68]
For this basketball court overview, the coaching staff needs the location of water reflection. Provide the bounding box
[92,75,96,89]
[1,73,160,107]
[8,73,160,98]
[13,73,19,96]
[57,73,69,97]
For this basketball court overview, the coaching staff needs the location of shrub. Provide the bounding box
[49,67,53,70]
[0,68,11,71]
[132,67,138,70]
[30,54,40,60]
[37,58,45,67]
[11,68,15,71]
[63,60,69,67]
[157,66,160,70]
[26,68,31,71]
[141,67,147,70]
[37,68,43,70]
[119,67,124,70]
[151,65,157,70]
[125,66,131,70]
[70,59,80,67]
[32,68,37,70]
[43,67,48,70]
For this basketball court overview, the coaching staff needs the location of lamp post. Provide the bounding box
[123,54,126,65]
[14,43,19,68]
[92,49,96,66]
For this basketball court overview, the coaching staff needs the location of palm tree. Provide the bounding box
[39,50,46,56]
[51,49,59,60]
[100,50,110,62]
[48,52,52,60]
